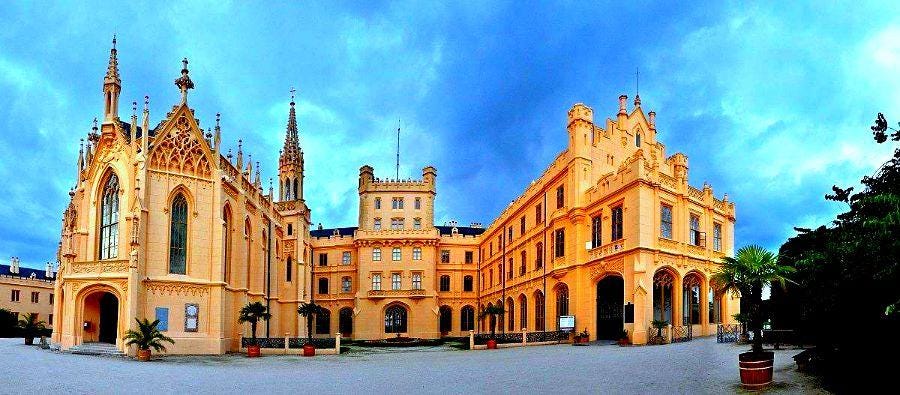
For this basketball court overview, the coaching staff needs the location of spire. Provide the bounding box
[633,67,641,107]
[103,36,121,122]
[174,57,195,103]
[280,87,301,166]
[213,112,221,153]
[236,139,243,169]
[104,35,120,85]
[130,101,138,143]
[141,96,150,153]
[77,138,84,181]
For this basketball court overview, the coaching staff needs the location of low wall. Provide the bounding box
[469,330,571,350]
[240,333,342,356]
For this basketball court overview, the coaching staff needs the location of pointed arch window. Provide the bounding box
[636,132,641,147]
[169,194,188,274]
[223,205,232,282]
[99,173,120,260]
[293,179,299,200]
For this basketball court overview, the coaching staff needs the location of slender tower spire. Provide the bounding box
[174,58,194,103]
[102,35,122,122]
[633,67,641,107]
[141,96,150,153]
[278,87,304,202]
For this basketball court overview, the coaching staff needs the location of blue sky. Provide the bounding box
[1,1,898,269]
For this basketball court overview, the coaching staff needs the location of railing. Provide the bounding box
[647,326,669,345]
[241,337,285,348]
[671,325,692,343]
[367,289,426,298]
[289,337,336,349]
[525,330,569,343]
[474,332,523,345]
[658,173,678,189]
[688,186,704,200]
[716,324,743,343]
[588,239,626,261]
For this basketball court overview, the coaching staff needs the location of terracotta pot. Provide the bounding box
[247,344,261,358]
[137,349,152,362]
[302,344,316,357]
[24,337,34,345]
[618,338,629,346]
[739,351,774,389]
[486,339,498,349]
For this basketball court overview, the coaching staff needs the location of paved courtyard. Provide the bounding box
[0,337,825,394]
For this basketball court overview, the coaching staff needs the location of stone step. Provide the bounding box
[67,343,125,357]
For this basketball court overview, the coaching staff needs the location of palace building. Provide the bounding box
[52,39,738,355]
[1,258,56,329]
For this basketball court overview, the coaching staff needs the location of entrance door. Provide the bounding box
[98,292,119,344]
[596,276,624,340]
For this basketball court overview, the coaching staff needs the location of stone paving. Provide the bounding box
[0,337,827,394]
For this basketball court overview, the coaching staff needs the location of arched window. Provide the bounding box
[520,250,527,275]
[339,307,353,335]
[497,299,504,331]
[316,308,331,334]
[535,242,543,269]
[653,269,676,323]
[463,275,473,292]
[519,294,528,330]
[99,173,120,260]
[683,273,701,325]
[286,256,293,282]
[556,284,569,322]
[169,194,188,274]
[223,205,232,282]
[439,305,452,333]
[534,291,545,331]
[709,287,721,324]
[440,275,451,292]
[461,305,475,332]
[506,297,515,331]
[293,178,299,200]
[287,223,293,236]
[636,132,641,147]
[384,305,407,333]
[244,219,252,288]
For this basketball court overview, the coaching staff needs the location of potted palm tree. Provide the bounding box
[297,301,322,357]
[650,319,669,345]
[478,305,505,349]
[17,313,46,345]
[712,245,794,390]
[239,301,271,357]
[617,329,629,346]
[123,318,174,361]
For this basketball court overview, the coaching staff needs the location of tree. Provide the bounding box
[16,313,46,344]
[238,302,271,340]
[478,304,505,339]
[712,245,794,354]
[123,318,174,352]
[297,302,322,344]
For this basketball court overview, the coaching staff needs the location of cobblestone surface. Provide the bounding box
[0,337,826,394]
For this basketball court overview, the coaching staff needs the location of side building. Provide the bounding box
[1,258,56,329]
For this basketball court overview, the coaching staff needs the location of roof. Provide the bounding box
[0,264,55,281]
[436,226,485,237]
[310,227,358,238]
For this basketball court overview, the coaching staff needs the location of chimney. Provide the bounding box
[648,111,656,130]
[618,95,628,115]
[10,256,19,274]
[46,262,54,278]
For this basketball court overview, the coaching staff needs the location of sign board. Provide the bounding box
[624,303,634,324]
[558,315,575,332]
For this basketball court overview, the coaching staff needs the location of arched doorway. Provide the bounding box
[384,305,407,334]
[339,308,353,336]
[439,305,452,335]
[596,276,624,340]
[653,269,676,323]
[83,291,119,344]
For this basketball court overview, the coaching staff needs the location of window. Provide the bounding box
[48,314,53,326]
[414,197,421,209]
[384,305,407,333]
[690,215,703,246]
[709,288,721,324]
[535,243,544,269]
[591,215,602,248]
[556,285,569,322]
[391,197,404,209]
[412,273,422,290]
[636,132,641,147]
[556,185,564,209]
[440,250,450,263]
[318,253,328,267]
[223,206,232,283]
[184,303,199,332]
[489,269,493,287]
[30,292,39,304]
[464,251,473,264]
[339,308,353,335]
[374,197,381,209]
[318,278,329,294]
[489,242,493,256]
[508,226,513,241]
[287,223,293,236]
[713,223,722,252]
[519,295,528,331]
[535,203,542,223]
[520,216,526,235]
[661,205,673,239]
[391,218,404,230]
[373,218,382,230]
[372,248,381,261]
[463,275,473,292]
[99,173,119,260]
[169,194,188,275]
[440,275,451,292]
[534,291,545,331]
[520,250,527,275]
[611,206,623,241]
[372,274,382,290]
[413,247,422,260]
[341,276,351,293]
[683,275,701,325]
[391,273,401,290]
[316,308,330,334]
[11,289,19,302]
[286,257,292,282]
[392,247,401,261]
[413,218,421,230]
[554,229,565,258]
[341,251,351,265]
[49,293,54,305]
[461,306,475,331]
[481,273,485,290]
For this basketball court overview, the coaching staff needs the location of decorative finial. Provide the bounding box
[290,86,296,106]
[132,101,137,116]
[174,57,195,103]
[144,95,149,111]
[112,34,116,49]
[92,117,98,131]
[215,113,221,129]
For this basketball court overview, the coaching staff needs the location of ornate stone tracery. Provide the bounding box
[149,114,212,178]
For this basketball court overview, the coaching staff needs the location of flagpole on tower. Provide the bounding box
[396,118,401,180]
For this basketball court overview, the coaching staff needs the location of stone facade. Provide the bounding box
[1,259,56,328]
[52,40,737,355]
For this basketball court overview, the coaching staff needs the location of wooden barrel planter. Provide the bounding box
[739,351,774,389]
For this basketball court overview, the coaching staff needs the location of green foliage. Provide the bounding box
[651,319,669,329]
[123,318,174,352]
[297,301,322,343]
[239,302,271,340]
[478,304,505,338]
[16,313,46,338]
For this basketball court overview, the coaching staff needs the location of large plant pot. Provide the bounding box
[24,337,34,345]
[137,349,152,362]
[739,351,774,389]
[247,344,261,358]
[618,338,629,346]
[486,339,498,349]
[302,344,316,357]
